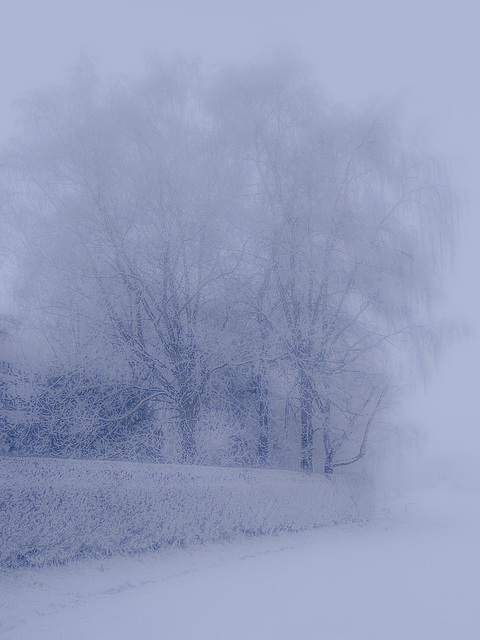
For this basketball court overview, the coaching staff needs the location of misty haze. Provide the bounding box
[1,2,479,639]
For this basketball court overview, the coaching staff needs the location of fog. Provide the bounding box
[1,2,479,638]
[1,0,478,479]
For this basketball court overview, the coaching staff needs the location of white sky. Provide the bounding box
[1,0,479,470]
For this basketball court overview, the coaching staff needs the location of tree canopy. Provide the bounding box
[0,55,457,472]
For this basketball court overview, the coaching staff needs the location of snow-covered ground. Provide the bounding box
[1,485,479,640]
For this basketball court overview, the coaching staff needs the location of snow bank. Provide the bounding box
[0,457,373,568]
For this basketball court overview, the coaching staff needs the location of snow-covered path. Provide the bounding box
[2,487,479,640]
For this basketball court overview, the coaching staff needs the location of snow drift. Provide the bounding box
[0,457,373,568]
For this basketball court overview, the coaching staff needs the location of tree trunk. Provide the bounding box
[323,456,334,475]
[299,368,314,472]
[321,399,334,474]
[177,383,200,464]
[257,374,269,466]
[179,417,196,464]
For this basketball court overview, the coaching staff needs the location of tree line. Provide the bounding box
[0,56,456,473]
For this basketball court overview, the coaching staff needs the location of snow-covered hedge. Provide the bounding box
[0,457,373,568]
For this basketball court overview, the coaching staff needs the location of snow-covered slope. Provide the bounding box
[1,486,479,640]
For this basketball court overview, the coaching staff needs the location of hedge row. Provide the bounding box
[0,457,374,568]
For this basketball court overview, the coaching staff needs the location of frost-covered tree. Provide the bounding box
[0,55,456,471]
[2,59,238,463]
[209,57,456,472]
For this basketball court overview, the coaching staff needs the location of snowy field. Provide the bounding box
[1,484,479,640]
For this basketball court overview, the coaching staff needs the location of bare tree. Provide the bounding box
[210,57,456,472]
[1,55,456,472]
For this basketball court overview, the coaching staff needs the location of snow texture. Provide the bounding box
[0,457,373,568]
[1,485,478,640]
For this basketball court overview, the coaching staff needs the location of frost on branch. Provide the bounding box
[0,55,456,473]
